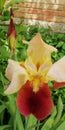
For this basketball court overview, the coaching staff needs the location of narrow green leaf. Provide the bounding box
[54,96,63,126]
[41,106,57,130]
[41,118,54,130]
[0,105,6,113]
[0,0,5,12]
[27,115,37,129]
[0,125,11,130]
[56,121,65,130]
[51,106,57,118]
[61,114,65,122]
[16,108,24,130]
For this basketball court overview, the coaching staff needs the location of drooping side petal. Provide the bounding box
[5,59,28,94]
[16,81,53,120]
[5,59,20,80]
[27,33,57,66]
[47,56,65,82]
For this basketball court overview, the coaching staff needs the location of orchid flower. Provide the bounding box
[4,33,65,120]
[7,8,17,54]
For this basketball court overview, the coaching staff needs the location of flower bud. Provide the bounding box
[7,8,17,54]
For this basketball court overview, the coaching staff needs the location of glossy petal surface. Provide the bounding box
[16,81,53,120]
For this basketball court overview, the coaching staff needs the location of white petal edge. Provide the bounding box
[47,56,65,82]
[5,59,28,94]
[5,59,20,80]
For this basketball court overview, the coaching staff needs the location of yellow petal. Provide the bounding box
[5,59,28,94]
[27,33,57,66]
[47,56,65,82]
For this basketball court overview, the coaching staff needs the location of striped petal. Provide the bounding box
[16,81,53,120]
[4,59,28,94]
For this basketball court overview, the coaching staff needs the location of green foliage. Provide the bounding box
[41,116,54,130]
[27,115,37,130]
[6,0,25,8]
[0,105,6,114]
[0,10,10,21]
[0,0,25,22]
[0,0,6,13]
[52,96,63,129]
[0,125,11,130]
[0,25,8,39]
[0,24,65,129]
[41,97,65,130]
[15,108,24,130]
[56,121,65,130]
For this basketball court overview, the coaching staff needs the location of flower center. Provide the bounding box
[31,75,43,92]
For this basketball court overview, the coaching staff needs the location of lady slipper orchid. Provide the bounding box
[4,33,65,120]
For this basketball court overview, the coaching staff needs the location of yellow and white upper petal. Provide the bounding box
[25,58,37,75]
[27,33,57,66]
[47,56,65,82]
[5,59,28,94]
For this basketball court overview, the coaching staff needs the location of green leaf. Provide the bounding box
[56,121,65,130]
[6,0,24,8]
[0,0,5,12]
[0,105,6,113]
[0,125,11,130]
[51,106,57,118]
[27,115,37,129]
[61,114,65,122]
[0,73,9,87]
[41,107,57,130]
[0,10,10,21]
[62,44,65,50]
[56,41,64,48]
[41,118,54,130]
[51,52,58,60]
[0,46,9,59]
[16,108,24,130]
[53,96,63,126]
